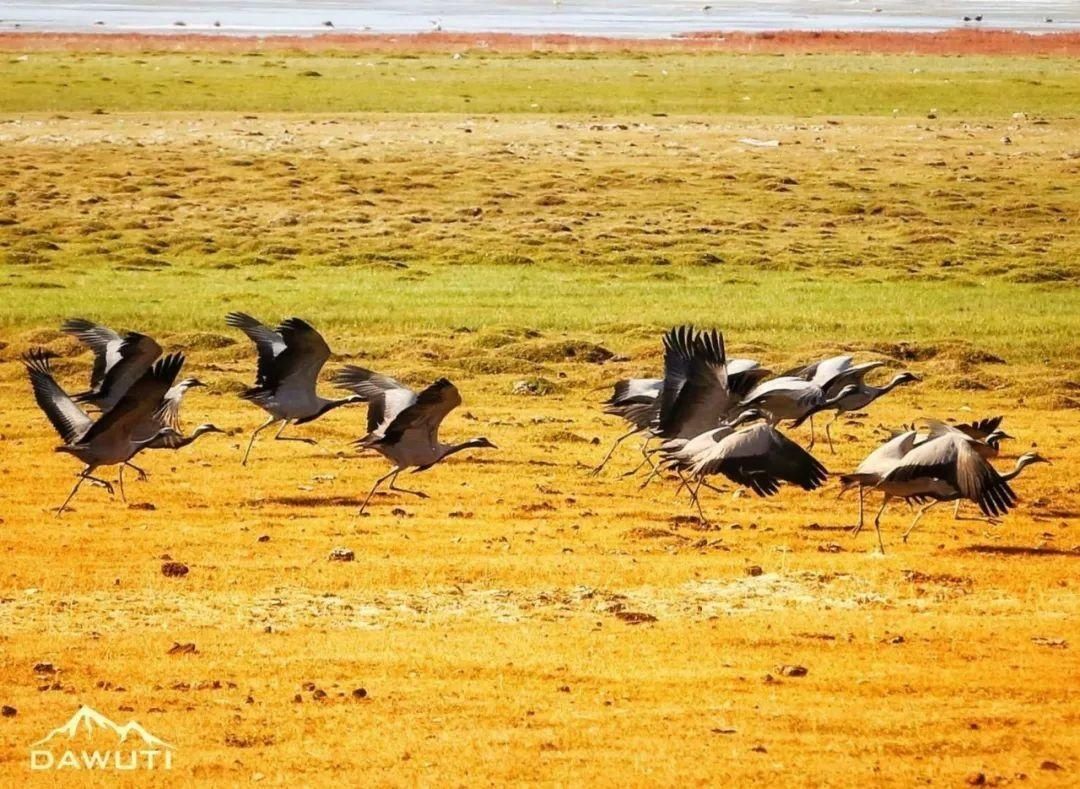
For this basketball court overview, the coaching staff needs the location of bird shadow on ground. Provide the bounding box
[960,544,1080,557]
[262,495,367,507]
[801,523,855,532]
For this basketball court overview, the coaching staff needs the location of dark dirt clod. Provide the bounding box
[328,547,355,562]
[615,611,658,624]
[777,665,809,677]
[1,706,16,717]
[352,688,368,699]
[161,562,189,578]
[747,565,764,577]
[168,642,197,655]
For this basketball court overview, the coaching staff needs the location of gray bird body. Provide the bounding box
[688,422,829,497]
[334,368,495,513]
[829,372,919,413]
[24,349,183,514]
[740,377,859,450]
[226,312,361,464]
[869,430,1048,545]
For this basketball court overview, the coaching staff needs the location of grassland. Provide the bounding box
[0,46,1078,785]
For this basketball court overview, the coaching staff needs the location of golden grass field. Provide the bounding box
[0,44,1078,785]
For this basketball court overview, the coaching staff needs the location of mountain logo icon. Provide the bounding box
[30,704,175,771]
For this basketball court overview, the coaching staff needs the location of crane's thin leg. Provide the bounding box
[850,486,865,536]
[125,461,149,481]
[358,467,401,515]
[118,464,127,503]
[590,428,638,476]
[873,500,886,555]
[903,501,941,543]
[807,414,816,450]
[389,475,428,499]
[620,440,658,478]
[688,479,710,526]
[274,419,317,446]
[83,473,114,494]
[872,495,890,536]
[638,463,663,490]
[56,469,113,516]
[56,475,87,517]
[699,479,726,495]
[242,416,279,466]
[825,414,837,454]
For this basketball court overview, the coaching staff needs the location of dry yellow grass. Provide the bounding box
[0,332,1077,785]
[0,54,1079,785]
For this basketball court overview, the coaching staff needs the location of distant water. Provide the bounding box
[1,1,1077,37]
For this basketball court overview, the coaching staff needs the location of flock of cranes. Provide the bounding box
[21,318,1046,551]
[23,314,494,516]
[594,325,1047,551]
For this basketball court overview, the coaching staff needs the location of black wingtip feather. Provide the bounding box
[225,311,259,328]
[60,317,97,334]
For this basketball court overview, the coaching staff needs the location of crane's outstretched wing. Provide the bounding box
[955,415,1004,441]
[60,318,123,392]
[79,353,185,445]
[23,349,93,445]
[334,366,417,435]
[370,378,461,448]
[74,331,162,412]
[265,318,331,398]
[604,377,663,430]
[883,434,1016,517]
[655,326,730,438]
[225,312,286,387]
[692,424,828,497]
[726,359,772,399]
[853,430,919,476]
[817,360,885,396]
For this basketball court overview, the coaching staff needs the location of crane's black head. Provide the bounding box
[469,437,497,450]
[895,372,920,385]
[181,377,206,388]
[1017,451,1050,467]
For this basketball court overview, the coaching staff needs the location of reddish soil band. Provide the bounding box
[0,29,1078,56]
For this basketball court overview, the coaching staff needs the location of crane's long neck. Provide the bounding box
[172,426,219,449]
[438,438,489,461]
[1001,457,1037,482]
[874,375,910,397]
[315,396,355,418]
[822,389,852,409]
